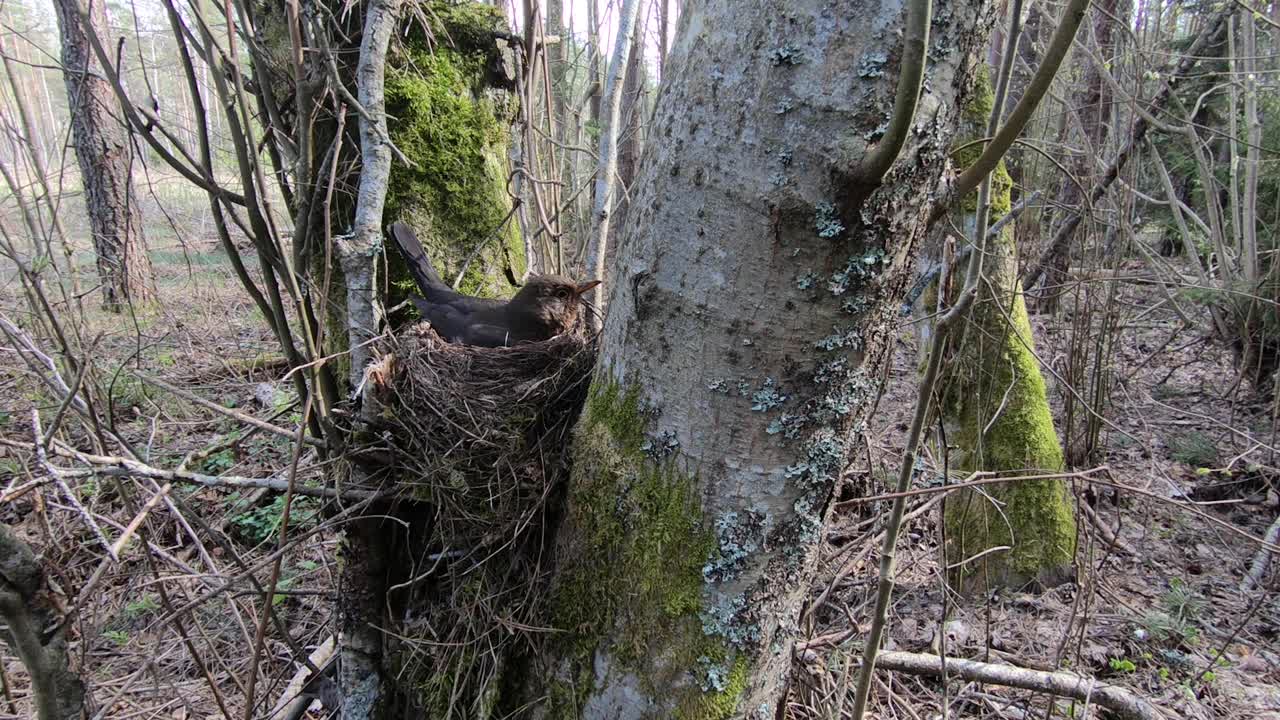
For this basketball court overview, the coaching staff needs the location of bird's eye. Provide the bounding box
[556,288,571,299]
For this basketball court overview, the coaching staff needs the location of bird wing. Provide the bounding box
[411,298,473,343]
[462,322,518,348]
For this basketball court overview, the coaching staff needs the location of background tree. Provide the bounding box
[51,0,154,310]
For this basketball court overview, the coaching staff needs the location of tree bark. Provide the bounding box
[1037,0,1120,312]
[0,526,86,720]
[52,0,155,311]
[536,0,993,715]
[584,0,643,313]
[604,12,649,293]
[941,162,1077,593]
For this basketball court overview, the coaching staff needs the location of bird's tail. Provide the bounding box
[389,221,450,298]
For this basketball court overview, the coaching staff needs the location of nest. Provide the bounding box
[365,322,596,714]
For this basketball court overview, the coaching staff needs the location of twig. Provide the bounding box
[0,437,379,501]
[133,372,326,448]
[31,409,116,561]
[1240,513,1280,593]
[867,651,1164,720]
[48,484,172,642]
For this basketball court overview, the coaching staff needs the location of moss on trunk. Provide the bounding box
[383,1,523,305]
[940,65,1077,593]
[543,379,749,719]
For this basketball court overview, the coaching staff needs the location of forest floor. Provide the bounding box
[1,240,1277,719]
[809,260,1280,719]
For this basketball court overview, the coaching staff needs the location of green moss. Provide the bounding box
[547,379,748,717]
[676,655,748,720]
[384,1,523,305]
[938,63,1075,589]
[963,63,995,125]
[942,228,1077,591]
[952,64,1012,216]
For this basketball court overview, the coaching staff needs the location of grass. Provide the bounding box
[1168,431,1219,468]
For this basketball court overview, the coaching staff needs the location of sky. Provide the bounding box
[508,0,677,81]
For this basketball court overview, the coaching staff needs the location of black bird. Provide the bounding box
[390,222,600,347]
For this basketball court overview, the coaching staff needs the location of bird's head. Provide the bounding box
[510,275,601,331]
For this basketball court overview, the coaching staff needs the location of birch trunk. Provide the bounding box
[537,0,992,715]
[52,0,155,311]
[334,0,400,717]
[583,0,643,312]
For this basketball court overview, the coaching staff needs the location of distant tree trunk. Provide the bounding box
[52,0,155,311]
[0,526,87,720]
[938,72,1077,593]
[583,0,643,312]
[531,0,992,714]
[1038,0,1119,312]
[605,16,649,289]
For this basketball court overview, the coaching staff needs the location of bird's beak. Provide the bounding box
[575,280,602,296]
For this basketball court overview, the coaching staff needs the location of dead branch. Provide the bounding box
[134,372,326,448]
[0,437,380,502]
[868,650,1165,720]
[1240,513,1280,593]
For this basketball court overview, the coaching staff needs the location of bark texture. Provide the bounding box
[383,1,522,302]
[538,0,994,716]
[52,0,154,311]
[1038,0,1120,311]
[940,69,1077,593]
[0,526,86,720]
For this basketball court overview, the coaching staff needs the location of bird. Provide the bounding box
[389,222,600,347]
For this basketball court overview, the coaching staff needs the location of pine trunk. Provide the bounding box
[52,0,155,311]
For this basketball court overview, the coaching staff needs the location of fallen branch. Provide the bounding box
[270,635,337,720]
[0,437,380,502]
[134,372,326,449]
[1240,513,1280,593]
[869,651,1164,720]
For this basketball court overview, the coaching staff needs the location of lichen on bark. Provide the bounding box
[383,0,523,304]
[939,64,1076,593]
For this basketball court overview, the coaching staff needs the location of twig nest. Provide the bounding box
[363,322,597,710]
[372,322,596,501]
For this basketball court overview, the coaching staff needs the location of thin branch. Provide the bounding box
[851,0,932,183]
[864,651,1163,720]
[942,0,1091,206]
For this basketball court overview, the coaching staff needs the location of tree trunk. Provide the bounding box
[52,0,155,311]
[0,526,87,720]
[1037,0,1119,313]
[534,0,992,715]
[939,72,1076,593]
[606,14,649,282]
[381,3,524,302]
[316,4,525,718]
[584,0,643,312]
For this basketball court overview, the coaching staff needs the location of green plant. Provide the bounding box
[102,629,129,646]
[201,448,236,474]
[230,496,320,546]
[1109,657,1136,673]
[1140,578,1205,647]
[1168,431,1219,468]
[124,594,159,619]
